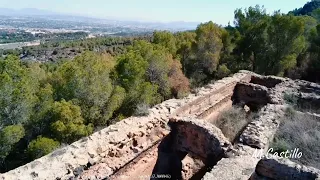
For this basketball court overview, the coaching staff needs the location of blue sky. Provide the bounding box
[0,0,308,25]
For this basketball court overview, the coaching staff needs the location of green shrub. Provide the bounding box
[283,93,298,106]
[133,103,150,117]
[285,106,296,116]
[50,100,93,143]
[0,125,25,160]
[27,136,60,160]
[216,64,231,79]
[271,138,291,153]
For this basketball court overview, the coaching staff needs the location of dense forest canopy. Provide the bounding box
[1,1,320,172]
[291,0,320,16]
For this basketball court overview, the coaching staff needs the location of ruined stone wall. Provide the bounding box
[202,72,320,180]
[169,117,231,161]
[2,70,320,180]
[252,158,320,180]
[0,71,251,180]
[172,72,251,119]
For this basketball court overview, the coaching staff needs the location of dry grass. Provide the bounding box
[214,107,255,142]
[284,93,320,114]
[271,107,320,169]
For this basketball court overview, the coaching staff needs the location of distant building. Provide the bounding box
[87,34,96,39]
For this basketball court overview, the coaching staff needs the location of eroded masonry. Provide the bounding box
[1,70,320,180]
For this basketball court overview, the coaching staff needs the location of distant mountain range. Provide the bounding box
[0,8,57,16]
[0,8,200,31]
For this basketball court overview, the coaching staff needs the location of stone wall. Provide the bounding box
[0,71,251,180]
[232,82,270,110]
[2,70,320,180]
[252,158,320,180]
[169,117,231,161]
[239,104,286,149]
[202,71,320,180]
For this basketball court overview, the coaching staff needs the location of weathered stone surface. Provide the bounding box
[253,158,320,180]
[249,73,285,88]
[233,82,270,110]
[172,72,252,118]
[104,142,161,180]
[202,155,260,180]
[239,104,286,149]
[181,154,205,180]
[169,116,232,161]
[78,163,112,180]
[297,79,320,95]
[268,78,299,104]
